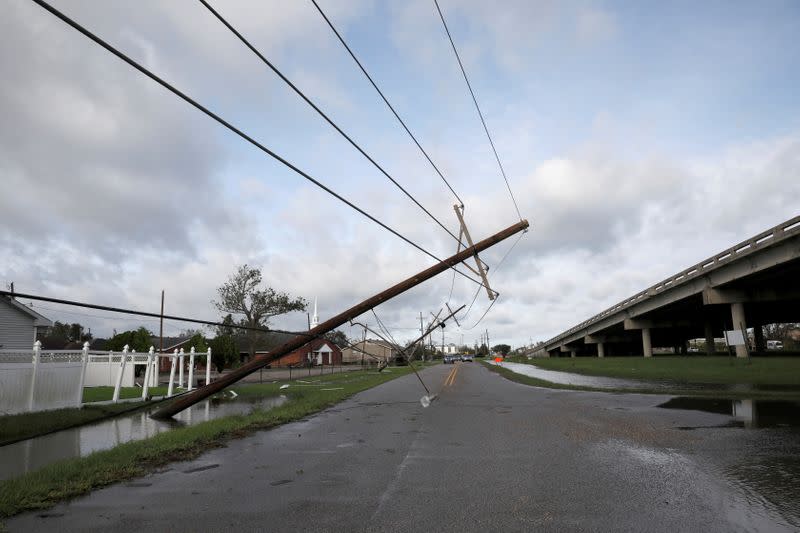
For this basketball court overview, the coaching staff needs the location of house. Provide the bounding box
[275,338,342,367]
[442,343,459,355]
[0,296,52,350]
[342,338,398,364]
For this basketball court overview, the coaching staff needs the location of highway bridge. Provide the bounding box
[540,215,800,358]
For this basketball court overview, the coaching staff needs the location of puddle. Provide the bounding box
[0,395,287,481]
[659,398,800,429]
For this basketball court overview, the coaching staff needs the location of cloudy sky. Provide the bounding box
[2,0,799,349]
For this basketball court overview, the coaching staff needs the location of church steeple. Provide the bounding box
[311,297,319,328]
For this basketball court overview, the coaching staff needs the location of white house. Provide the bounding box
[0,296,52,350]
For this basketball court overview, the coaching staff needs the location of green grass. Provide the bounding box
[484,359,800,400]
[0,366,417,519]
[514,356,800,385]
[0,403,145,447]
[83,386,169,403]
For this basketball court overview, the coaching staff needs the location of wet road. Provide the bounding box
[7,362,800,532]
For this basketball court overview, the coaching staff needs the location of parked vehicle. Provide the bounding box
[767,340,784,350]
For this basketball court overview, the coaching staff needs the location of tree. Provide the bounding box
[477,343,489,356]
[107,327,152,352]
[492,344,511,356]
[324,330,349,348]
[213,264,307,358]
[187,332,208,353]
[209,334,239,372]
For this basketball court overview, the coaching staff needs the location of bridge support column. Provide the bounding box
[753,321,765,353]
[597,342,605,358]
[642,328,653,358]
[730,302,748,358]
[704,322,716,354]
[570,350,576,358]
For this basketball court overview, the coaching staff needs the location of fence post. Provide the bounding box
[152,353,159,387]
[76,341,89,407]
[188,347,196,391]
[178,348,185,389]
[143,346,154,400]
[112,345,129,403]
[167,349,178,397]
[28,340,41,412]
[206,348,212,386]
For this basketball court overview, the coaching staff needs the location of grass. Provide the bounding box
[0,366,417,519]
[511,356,800,385]
[83,386,169,403]
[484,359,800,400]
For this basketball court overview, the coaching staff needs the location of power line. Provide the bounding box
[433,0,523,221]
[198,0,462,245]
[2,290,312,338]
[30,0,487,292]
[309,0,464,208]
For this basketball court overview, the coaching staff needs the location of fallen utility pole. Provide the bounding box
[152,219,528,419]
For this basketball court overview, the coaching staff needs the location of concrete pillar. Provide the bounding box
[730,302,748,358]
[570,350,576,358]
[753,321,765,353]
[597,342,605,358]
[704,322,716,355]
[642,328,653,358]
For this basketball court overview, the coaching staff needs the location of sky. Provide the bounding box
[2,0,799,349]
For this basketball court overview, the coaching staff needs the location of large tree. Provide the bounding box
[213,264,307,358]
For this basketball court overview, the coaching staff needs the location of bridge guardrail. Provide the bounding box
[544,215,800,347]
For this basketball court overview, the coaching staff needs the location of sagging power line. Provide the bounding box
[29,0,489,294]
[0,290,312,338]
[433,0,523,221]
[198,0,463,245]
[309,0,464,208]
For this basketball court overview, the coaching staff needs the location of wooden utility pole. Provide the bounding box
[152,219,528,419]
[159,290,165,353]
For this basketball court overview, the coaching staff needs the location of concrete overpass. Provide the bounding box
[540,215,800,358]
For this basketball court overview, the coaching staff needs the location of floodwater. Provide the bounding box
[658,397,800,528]
[0,395,287,481]
[496,361,657,389]
[659,397,800,429]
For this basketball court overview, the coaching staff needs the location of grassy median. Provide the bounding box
[516,356,800,385]
[0,367,417,519]
[485,358,800,399]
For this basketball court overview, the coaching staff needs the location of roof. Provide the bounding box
[1,296,53,327]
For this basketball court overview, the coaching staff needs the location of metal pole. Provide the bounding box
[152,219,528,418]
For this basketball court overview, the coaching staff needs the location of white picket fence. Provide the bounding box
[0,342,212,415]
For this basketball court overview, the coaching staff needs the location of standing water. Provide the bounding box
[0,395,287,481]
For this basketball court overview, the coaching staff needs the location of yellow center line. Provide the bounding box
[444,363,460,387]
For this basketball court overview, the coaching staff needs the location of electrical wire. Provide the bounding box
[30,0,488,293]
[433,0,523,221]
[309,0,464,208]
[199,0,462,245]
[2,290,311,338]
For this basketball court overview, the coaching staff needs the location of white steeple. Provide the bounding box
[311,297,319,328]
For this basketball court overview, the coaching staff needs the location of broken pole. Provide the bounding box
[152,219,528,419]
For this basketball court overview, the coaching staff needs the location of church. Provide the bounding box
[272,299,342,367]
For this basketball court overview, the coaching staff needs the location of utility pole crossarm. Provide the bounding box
[453,205,496,300]
[151,219,528,419]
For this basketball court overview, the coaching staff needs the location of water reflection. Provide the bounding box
[0,395,286,481]
[659,397,800,428]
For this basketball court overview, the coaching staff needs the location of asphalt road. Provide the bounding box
[8,362,800,532]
